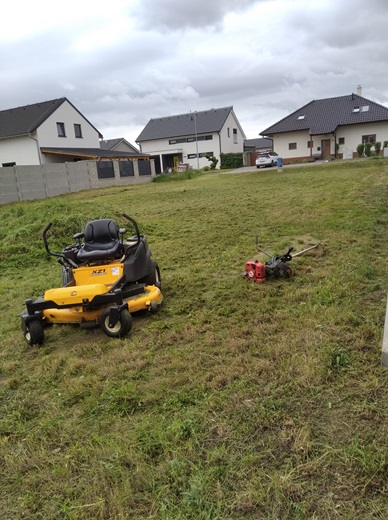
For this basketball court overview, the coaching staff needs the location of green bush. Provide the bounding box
[356,144,364,157]
[220,153,243,169]
[365,142,373,157]
[205,154,218,170]
[374,142,381,155]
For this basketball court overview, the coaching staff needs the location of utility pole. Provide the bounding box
[194,111,199,170]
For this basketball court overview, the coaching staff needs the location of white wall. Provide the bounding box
[0,135,41,166]
[272,130,317,159]
[140,133,221,170]
[37,99,101,151]
[219,111,246,154]
[272,121,388,160]
[337,121,388,156]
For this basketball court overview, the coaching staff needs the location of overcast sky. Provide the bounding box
[1,0,388,144]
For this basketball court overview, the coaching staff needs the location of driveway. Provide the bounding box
[222,161,329,174]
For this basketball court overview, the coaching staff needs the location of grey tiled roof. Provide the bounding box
[100,137,139,153]
[0,98,103,139]
[260,94,388,136]
[100,138,122,150]
[244,138,273,150]
[136,106,233,142]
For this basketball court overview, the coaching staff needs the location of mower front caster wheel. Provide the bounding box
[22,319,44,346]
[99,307,132,339]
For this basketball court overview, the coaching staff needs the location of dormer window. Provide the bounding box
[298,115,305,120]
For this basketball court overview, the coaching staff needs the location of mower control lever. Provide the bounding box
[42,221,78,268]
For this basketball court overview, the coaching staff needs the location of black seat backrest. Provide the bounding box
[77,219,122,262]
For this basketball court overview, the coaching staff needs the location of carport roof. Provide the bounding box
[260,94,388,136]
[41,147,149,160]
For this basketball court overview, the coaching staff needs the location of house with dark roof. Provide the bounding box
[100,137,140,154]
[136,106,246,172]
[0,98,148,166]
[260,91,388,163]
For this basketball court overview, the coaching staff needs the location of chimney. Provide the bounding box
[357,85,362,96]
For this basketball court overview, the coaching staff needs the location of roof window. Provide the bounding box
[297,115,305,120]
[353,105,369,113]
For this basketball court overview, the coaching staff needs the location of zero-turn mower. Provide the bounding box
[20,214,163,345]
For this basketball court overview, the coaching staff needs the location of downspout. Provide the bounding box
[29,133,42,165]
[218,132,221,168]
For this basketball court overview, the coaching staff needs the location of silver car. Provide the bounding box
[256,151,278,168]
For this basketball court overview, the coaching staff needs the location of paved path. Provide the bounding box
[222,161,329,174]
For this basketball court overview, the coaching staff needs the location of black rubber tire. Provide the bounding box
[99,307,132,338]
[23,319,44,346]
[140,260,161,289]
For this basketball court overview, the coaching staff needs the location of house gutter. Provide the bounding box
[29,133,43,165]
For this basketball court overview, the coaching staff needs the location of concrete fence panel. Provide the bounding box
[0,159,155,205]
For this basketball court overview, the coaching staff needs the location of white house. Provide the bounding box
[260,91,388,163]
[136,106,246,172]
[0,98,147,166]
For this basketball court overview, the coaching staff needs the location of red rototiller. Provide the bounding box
[243,237,320,283]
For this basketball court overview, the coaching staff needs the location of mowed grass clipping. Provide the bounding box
[0,159,387,519]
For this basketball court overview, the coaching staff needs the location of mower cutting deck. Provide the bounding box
[20,214,163,345]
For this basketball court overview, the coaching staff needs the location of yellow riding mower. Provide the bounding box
[20,214,163,345]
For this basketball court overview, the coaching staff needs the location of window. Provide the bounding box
[298,115,305,120]
[227,127,230,138]
[119,161,134,177]
[307,140,313,148]
[97,161,114,179]
[74,124,82,138]
[361,105,369,112]
[233,128,237,144]
[188,152,214,159]
[289,143,297,150]
[338,137,345,145]
[2,162,16,167]
[138,160,151,176]
[56,122,66,137]
[362,134,376,144]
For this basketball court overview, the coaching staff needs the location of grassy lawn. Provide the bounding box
[0,159,387,519]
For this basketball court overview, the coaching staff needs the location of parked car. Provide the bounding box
[256,151,278,168]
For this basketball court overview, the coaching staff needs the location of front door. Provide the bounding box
[321,139,331,160]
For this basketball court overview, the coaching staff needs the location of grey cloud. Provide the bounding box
[133,0,261,30]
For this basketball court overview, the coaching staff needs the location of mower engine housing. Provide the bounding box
[243,260,266,283]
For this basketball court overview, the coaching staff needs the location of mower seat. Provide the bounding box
[77,219,123,262]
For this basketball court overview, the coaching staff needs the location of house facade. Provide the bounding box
[260,93,388,163]
[0,98,148,166]
[136,106,246,172]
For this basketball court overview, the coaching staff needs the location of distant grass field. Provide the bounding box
[0,159,387,519]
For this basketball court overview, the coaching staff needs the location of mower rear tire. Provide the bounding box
[140,260,161,289]
[22,319,44,346]
[99,307,132,338]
